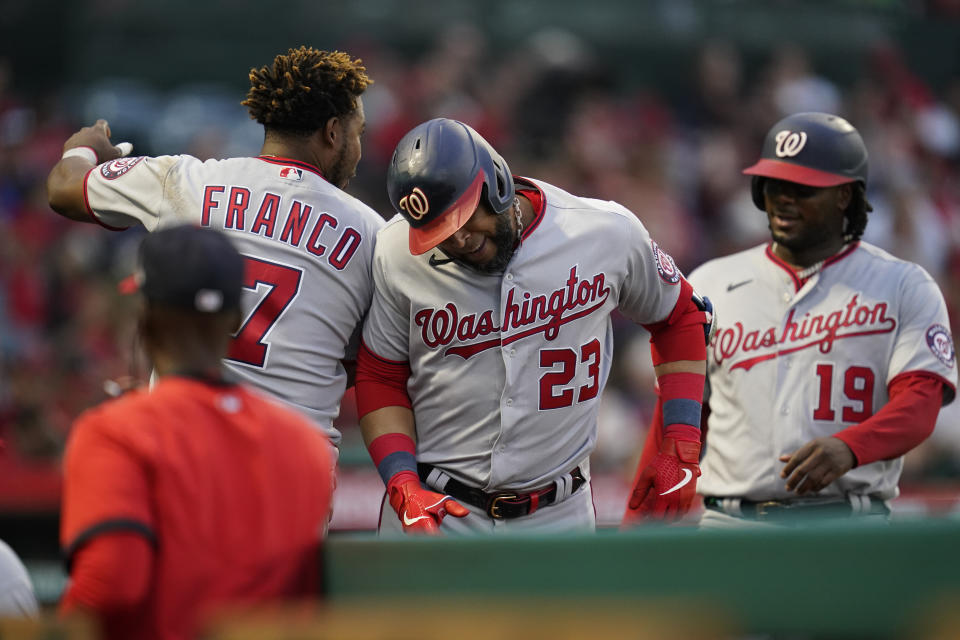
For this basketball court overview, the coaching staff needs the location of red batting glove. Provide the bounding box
[626,426,701,523]
[387,471,470,535]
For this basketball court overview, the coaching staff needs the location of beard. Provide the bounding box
[767,218,834,254]
[474,212,518,274]
[326,144,355,190]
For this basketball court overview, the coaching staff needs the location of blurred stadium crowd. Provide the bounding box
[1,24,960,500]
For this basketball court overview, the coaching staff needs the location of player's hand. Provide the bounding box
[626,431,701,522]
[62,119,132,164]
[386,471,469,535]
[779,436,855,495]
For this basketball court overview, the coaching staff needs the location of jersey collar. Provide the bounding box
[765,241,860,292]
[257,156,326,180]
[514,176,545,242]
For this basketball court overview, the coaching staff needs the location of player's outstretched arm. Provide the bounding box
[47,119,132,221]
[362,407,469,534]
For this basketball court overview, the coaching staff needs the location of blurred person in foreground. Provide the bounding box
[626,112,957,528]
[59,225,336,639]
[357,118,711,535]
[46,46,383,447]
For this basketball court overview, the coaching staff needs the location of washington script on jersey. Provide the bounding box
[415,266,611,359]
[713,293,896,372]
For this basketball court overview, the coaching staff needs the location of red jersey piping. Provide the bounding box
[765,241,860,292]
[83,167,130,231]
[514,176,545,240]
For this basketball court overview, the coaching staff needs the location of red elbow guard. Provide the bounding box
[646,279,710,365]
[355,341,413,417]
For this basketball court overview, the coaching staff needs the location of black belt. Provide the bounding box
[703,496,890,521]
[417,463,585,520]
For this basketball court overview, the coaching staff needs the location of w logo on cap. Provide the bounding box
[774,130,808,157]
[399,187,430,220]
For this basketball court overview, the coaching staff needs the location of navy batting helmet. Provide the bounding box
[387,118,514,255]
[744,112,868,210]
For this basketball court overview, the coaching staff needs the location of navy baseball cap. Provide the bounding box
[743,112,868,187]
[120,225,244,313]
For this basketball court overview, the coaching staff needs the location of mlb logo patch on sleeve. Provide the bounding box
[279,167,303,181]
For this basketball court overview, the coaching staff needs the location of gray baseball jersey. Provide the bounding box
[362,178,684,499]
[692,241,957,501]
[83,155,384,444]
[0,539,37,618]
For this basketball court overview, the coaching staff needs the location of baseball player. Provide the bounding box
[46,47,383,446]
[355,118,712,534]
[627,112,957,527]
[59,226,336,640]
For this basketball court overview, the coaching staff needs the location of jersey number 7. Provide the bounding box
[227,256,303,368]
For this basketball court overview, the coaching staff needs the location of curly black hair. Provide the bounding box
[843,182,872,242]
[242,46,372,136]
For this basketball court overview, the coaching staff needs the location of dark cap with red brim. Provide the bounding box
[743,158,860,187]
[743,112,868,187]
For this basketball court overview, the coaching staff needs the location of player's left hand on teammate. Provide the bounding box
[779,436,856,495]
[386,471,469,535]
[626,428,701,522]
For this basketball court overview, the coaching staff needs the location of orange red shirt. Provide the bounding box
[60,376,335,640]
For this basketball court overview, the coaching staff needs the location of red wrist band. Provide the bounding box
[367,433,418,485]
[658,372,705,401]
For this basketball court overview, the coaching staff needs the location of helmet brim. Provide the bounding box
[743,159,857,187]
[408,172,485,255]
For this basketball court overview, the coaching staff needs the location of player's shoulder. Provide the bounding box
[853,240,921,268]
[256,159,386,230]
[850,240,937,284]
[298,175,387,230]
[379,213,408,232]
[69,386,155,447]
[184,156,386,227]
[81,375,221,424]
[148,153,212,171]
[688,243,767,288]
[116,154,232,185]
[527,177,652,248]
[76,386,149,419]
[375,213,414,250]
[532,178,631,219]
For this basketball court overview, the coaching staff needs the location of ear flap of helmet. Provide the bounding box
[751,176,766,211]
[488,153,514,215]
